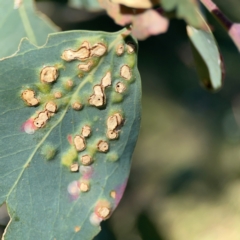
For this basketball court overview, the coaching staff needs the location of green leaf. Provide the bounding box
[187,15,224,91]
[160,0,205,28]
[0,0,58,59]
[0,29,141,239]
[69,0,101,11]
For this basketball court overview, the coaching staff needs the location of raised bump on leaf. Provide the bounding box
[95,200,111,220]
[62,47,90,61]
[21,89,39,106]
[90,43,107,57]
[120,65,132,80]
[54,91,62,99]
[116,44,125,56]
[64,79,74,91]
[74,135,86,152]
[101,72,112,88]
[41,144,57,161]
[81,125,91,138]
[115,82,126,93]
[78,61,93,72]
[45,101,57,113]
[110,191,116,199]
[111,92,124,103]
[79,180,90,192]
[107,152,119,162]
[126,43,135,54]
[106,113,123,140]
[40,66,58,83]
[74,226,81,233]
[72,101,83,111]
[107,130,119,139]
[80,155,93,166]
[33,110,49,128]
[61,146,78,167]
[89,85,105,107]
[97,140,109,152]
[70,163,79,172]
[81,41,90,49]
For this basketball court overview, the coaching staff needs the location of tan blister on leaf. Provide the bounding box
[21,90,39,106]
[107,130,119,139]
[62,47,90,61]
[107,115,118,131]
[54,91,62,99]
[81,41,90,50]
[45,101,57,113]
[126,43,135,53]
[116,44,125,56]
[120,65,132,80]
[70,163,79,172]
[72,102,83,111]
[90,43,107,57]
[115,82,126,93]
[81,125,91,138]
[96,206,111,219]
[106,113,123,139]
[34,110,49,128]
[80,181,90,192]
[89,85,105,107]
[114,113,123,125]
[97,140,109,152]
[78,61,93,71]
[101,72,112,88]
[40,66,58,83]
[81,155,93,166]
[74,135,86,151]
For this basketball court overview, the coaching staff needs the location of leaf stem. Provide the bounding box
[200,0,240,51]
[200,0,232,30]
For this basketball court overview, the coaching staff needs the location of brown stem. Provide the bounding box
[201,0,240,51]
[200,0,232,30]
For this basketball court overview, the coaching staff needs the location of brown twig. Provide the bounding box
[200,0,232,29]
[201,0,240,51]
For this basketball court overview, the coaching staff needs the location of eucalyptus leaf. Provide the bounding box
[0,0,58,59]
[160,0,205,29]
[0,29,141,239]
[187,16,224,91]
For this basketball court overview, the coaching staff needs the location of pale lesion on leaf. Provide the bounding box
[80,155,93,166]
[21,89,39,106]
[61,41,107,62]
[106,113,123,140]
[40,66,58,83]
[89,71,112,107]
[73,135,86,152]
[120,65,132,80]
[97,140,109,152]
[81,125,91,138]
[115,81,126,93]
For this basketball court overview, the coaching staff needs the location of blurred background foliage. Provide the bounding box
[2,0,240,239]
